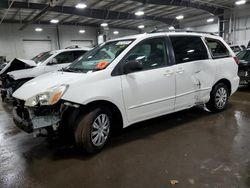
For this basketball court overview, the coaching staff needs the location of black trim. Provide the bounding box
[165,36,176,66]
[13,107,33,133]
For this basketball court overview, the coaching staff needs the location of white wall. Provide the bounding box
[105,28,139,40]
[230,16,250,46]
[0,23,58,61]
[58,25,97,48]
[181,5,250,47]
[0,23,138,61]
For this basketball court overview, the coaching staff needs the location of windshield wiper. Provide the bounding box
[61,67,75,72]
[61,67,86,73]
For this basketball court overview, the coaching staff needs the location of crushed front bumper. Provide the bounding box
[13,105,60,134]
[13,106,33,133]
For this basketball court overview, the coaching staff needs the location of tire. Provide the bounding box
[206,83,229,113]
[74,107,112,153]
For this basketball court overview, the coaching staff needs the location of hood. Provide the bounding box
[0,58,37,77]
[13,71,84,101]
[7,66,45,80]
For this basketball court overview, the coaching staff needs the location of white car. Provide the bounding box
[12,32,239,153]
[230,45,244,55]
[0,47,91,101]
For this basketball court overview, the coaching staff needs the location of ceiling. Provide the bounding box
[0,0,246,30]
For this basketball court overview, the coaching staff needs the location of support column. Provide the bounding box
[219,15,224,37]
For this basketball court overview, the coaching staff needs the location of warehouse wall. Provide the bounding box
[229,16,250,46]
[181,5,250,47]
[0,23,138,61]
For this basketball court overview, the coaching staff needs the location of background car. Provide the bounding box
[0,62,7,71]
[230,45,244,54]
[237,49,250,85]
[0,47,91,102]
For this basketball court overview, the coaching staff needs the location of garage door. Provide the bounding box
[70,40,93,48]
[22,40,52,59]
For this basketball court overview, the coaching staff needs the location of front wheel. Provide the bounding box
[74,107,111,153]
[206,83,229,113]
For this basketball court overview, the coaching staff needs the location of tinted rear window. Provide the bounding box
[205,38,230,58]
[170,36,208,64]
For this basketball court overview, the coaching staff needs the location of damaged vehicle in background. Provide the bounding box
[237,49,250,85]
[0,47,90,102]
[12,32,239,153]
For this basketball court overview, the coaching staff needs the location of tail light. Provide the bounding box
[233,57,240,65]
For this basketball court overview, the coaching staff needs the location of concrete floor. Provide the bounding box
[0,87,250,188]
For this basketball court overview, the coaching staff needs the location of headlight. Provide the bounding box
[25,85,68,107]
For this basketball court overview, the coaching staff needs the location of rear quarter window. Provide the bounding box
[205,38,230,59]
[170,36,208,64]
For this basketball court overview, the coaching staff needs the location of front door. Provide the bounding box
[121,37,176,124]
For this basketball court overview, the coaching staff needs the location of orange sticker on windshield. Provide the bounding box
[96,61,109,70]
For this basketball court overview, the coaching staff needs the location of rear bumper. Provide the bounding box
[13,107,33,133]
[231,76,240,94]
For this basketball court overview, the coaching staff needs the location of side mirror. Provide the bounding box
[48,58,58,65]
[123,60,143,74]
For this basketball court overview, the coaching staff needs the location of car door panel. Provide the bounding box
[120,37,176,123]
[121,67,175,123]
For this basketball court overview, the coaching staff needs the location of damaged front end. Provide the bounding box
[12,84,81,138]
[1,74,31,102]
[13,99,81,138]
[0,58,36,102]
[13,99,62,135]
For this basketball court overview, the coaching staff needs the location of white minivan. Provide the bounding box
[12,32,239,153]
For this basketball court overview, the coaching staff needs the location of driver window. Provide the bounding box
[125,38,168,70]
[54,51,75,64]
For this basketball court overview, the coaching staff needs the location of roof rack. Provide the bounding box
[149,28,218,36]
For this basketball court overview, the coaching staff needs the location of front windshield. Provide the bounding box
[237,50,250,61]
[66,40,134,72]
[31,51,54,64]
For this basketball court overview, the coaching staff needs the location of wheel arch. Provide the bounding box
[85,100,124,130]
[213,78,232,95]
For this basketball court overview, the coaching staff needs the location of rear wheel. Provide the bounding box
[206,83,229,113]
[74,107,111,153]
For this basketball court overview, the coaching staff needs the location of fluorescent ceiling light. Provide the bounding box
[207,18,214,23]
[75,3,87,9]
[113,31,119,34]
[235,0,246,5]
[79,29,85,33]
[35,28,42,32]
[101,23,108,27]
[138,25,145,29]
[169,26,175,30]
[176,15,184,20]
[135,11,144,16]
[50,19,59,24]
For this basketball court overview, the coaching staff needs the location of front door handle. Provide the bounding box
[164,70,174,76]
